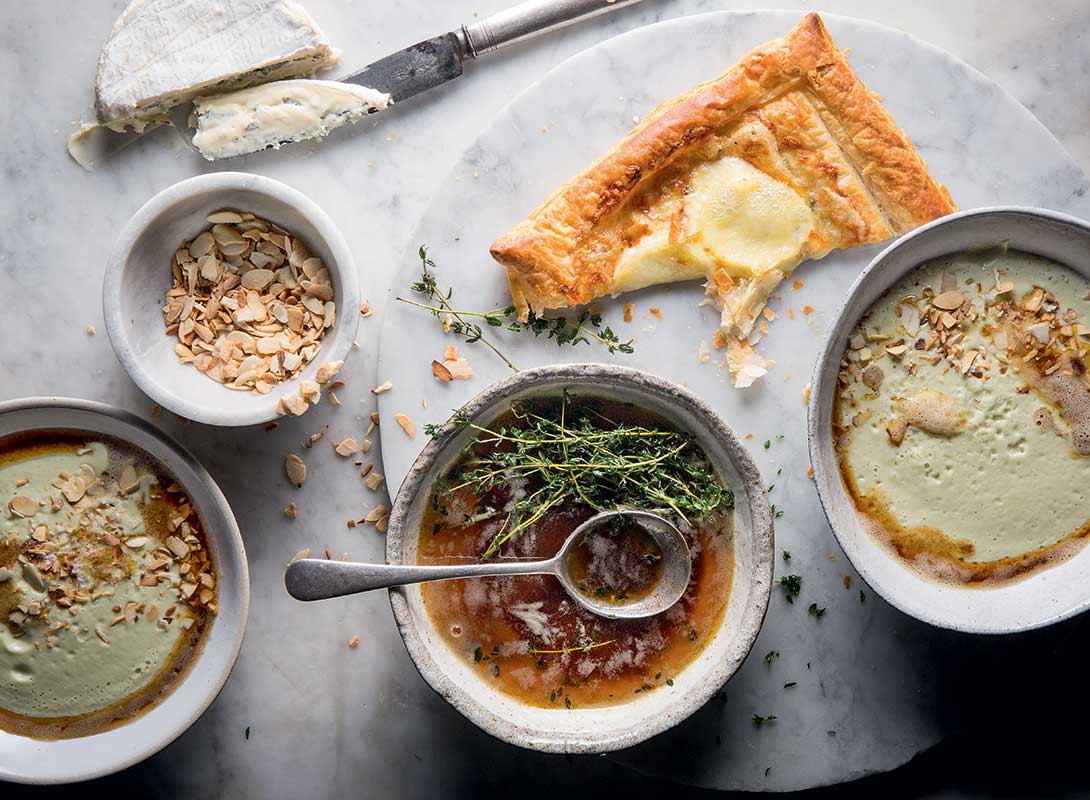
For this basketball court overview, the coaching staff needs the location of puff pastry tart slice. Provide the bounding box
[490,12,956,387]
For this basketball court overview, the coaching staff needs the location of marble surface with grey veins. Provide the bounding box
[1,1,1089,797]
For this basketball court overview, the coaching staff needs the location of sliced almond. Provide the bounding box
[8,495,38,517]
[315,360,343,384]
[334,438,360,457]
[285,454,307,488]
[393,413,415,439]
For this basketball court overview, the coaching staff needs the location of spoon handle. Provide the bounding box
[284,558,553,601]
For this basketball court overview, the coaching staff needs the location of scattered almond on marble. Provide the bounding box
[372,381,393,395]
[334,437,360,456]
[393,413,415,438]
[285,453,307,488]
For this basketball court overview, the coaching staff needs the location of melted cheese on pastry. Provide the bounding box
[612,156,814,295]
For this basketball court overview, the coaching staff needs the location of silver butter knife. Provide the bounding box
[348,0,646,103]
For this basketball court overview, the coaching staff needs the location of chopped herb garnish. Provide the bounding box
[772,504,785,519]
[778,575,801,603]
[784,682,797,689]
[564,696,572,709]
[808,602,826,619]
[752,713,777,726]
[666,678,674,686]
[439,394,732,557]
[244,726,251,740]
[763,439,771,449]
[782,550,791,561]
[764,650,780,665]
[473,646,483,663]
[860,589,866,604]
[398,246,633,372]
[490,662,500,677]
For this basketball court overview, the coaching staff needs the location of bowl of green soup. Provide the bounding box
[0,397,248,783]
[809,207,1090,633]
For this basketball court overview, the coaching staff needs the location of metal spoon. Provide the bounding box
[284,509,691,620]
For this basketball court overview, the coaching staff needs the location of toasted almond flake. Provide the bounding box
[166,535,190,558]
[432,360,453,382]
[364,472,385,491]
[375,515,389,533]
[117,463,140,495]
[86,325,96,335]
[1026,322,1051,344]
[444,358,474,380]
[334,438,360,457]
[899,305,920,337]
[280,393,309,417]
[289,548,310,565]
[372,381,393,395]
[359,299,372,318]
[360,438,373,454]
[364,504,388,523]
[284,502,298,519]
[393,413,415,439]
[285,454,307,488]
[95,625,111,645]
[125,536,148,549]
[8,495,38,517]
[315,360,344,384]
[803,383,812,405]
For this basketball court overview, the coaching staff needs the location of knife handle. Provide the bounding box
[462,0,645,57]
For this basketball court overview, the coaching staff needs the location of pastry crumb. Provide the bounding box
[348,635,360,649]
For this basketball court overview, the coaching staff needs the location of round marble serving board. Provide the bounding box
[375,10,1090,792]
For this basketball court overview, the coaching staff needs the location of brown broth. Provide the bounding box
[417,400,734,709]
[0,431,216,739]
[568,521,664,604]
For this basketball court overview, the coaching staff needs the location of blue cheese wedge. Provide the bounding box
[94,0,340,130]
[191,80,390,160]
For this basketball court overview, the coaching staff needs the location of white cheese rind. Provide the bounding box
[95,0,340,127]
[191,79,390,160]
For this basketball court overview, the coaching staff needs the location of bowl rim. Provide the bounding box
[102,171,360,427]
[807,205,1090,634]
[385,363,774,752]
[0,396,250,783]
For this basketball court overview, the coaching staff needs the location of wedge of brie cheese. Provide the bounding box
[95,0,340,130]
[191,80,390,160]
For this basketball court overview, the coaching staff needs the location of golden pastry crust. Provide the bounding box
[490,13,956,318]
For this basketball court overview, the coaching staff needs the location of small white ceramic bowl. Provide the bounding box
[809,207,1090,634]
[0,397,249,784]
[103,172,359,427]
[386,364,774,752]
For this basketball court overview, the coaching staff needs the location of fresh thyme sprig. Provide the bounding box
[436,395,732,558]
[396,246,634,373]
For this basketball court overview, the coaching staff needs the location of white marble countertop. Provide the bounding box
[1,1,1088,797]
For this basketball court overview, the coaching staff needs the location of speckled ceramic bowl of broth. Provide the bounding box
[386,365,774,752]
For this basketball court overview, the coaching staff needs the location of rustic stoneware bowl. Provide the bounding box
[809,207,1090,633]
[0,398,249,783]
[103,172,359,426]
[386,364,774,752]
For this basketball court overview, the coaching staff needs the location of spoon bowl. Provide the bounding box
[285,509,690,619]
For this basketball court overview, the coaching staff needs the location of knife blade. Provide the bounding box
[345,0,646,104]
[344,32,468,104]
